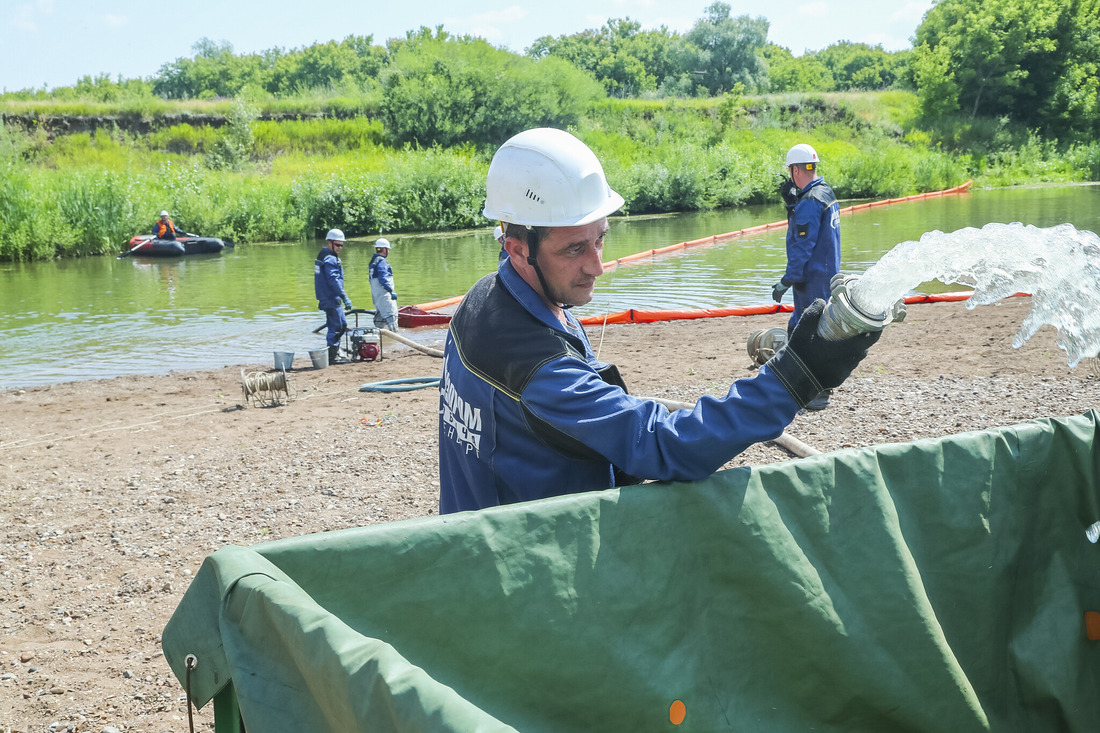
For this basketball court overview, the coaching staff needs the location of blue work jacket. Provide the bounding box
[314,247,347,309]
[785,177,841,325]
[368,253,396,296]
[438,259,800,514]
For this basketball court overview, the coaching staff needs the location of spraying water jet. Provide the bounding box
[816,222,1100,367]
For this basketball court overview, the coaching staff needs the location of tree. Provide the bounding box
[1044,0,1100,140]
[813,42,902,90]
[684,2,769,94]
[913,0,1098,141]
[913,0,1066,120]
[380,30,603,146]
[527,18,689,97]
[762,44,834,93]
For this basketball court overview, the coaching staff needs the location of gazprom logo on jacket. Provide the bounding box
[440,355,482,455]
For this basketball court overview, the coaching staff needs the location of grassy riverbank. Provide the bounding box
[2,91,1098,261]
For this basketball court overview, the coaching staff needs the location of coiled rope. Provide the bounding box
[241,368,293,407]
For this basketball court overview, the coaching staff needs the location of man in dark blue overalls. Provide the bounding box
[774,144,842,410]
[314,229,353,365]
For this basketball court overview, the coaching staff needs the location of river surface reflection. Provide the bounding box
[1,185,1097,389]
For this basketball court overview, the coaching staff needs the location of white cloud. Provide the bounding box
[103,14,129,28]
[11,6,36,31]
[796,2,829,18]
[890,1,933,26]
[10,0,53,32]
[443,5,528,42]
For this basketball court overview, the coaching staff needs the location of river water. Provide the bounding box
[1,185,1098,389]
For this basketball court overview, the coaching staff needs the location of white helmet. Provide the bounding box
[483,128,624,227]
[326,228,345,242]
[493,224,504,242]
[786,144,820,167]
[375,237,391,250]
[160,210,170,217]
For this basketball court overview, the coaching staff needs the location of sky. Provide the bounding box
[1,0,934,92]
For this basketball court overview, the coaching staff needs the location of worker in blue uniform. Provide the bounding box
[773,143,842,410]
[773,143,841,330]
[315,228,353,364]
[368,238,399,332]
[437,128,880,514]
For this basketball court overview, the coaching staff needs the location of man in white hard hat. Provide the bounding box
[368,238,398,331]
[314,228,353,364]
[437,128,879,514]
[153,210,185,241]
[773,143,842,410]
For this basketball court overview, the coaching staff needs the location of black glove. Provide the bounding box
[390,291,398,301]
[771,280,791,303]
[779,178,799,211]
[767,300,881,407]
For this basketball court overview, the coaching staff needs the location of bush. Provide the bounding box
[380,33,602,147]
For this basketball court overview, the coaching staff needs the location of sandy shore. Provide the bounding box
[2,296,1099,732]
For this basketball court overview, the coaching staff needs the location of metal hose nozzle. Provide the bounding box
[817,274,905,341]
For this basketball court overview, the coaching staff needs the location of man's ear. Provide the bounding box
[503,235,528,262]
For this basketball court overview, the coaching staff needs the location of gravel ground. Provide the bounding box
[1,296,1098,732]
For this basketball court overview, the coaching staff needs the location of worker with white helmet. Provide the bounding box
[152,210,187,241]
[773,143,842,410]
[368,237,398,331]
[437,128,880,513]
[314,228,353,364]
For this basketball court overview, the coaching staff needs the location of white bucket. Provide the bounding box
[273,351,294,370]
[308,348,329,369]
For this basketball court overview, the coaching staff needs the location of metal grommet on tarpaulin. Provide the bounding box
[184,654,198,733]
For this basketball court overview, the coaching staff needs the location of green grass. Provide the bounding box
[1,89,1096,261]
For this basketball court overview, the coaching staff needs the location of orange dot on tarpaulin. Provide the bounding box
[1086,611,1100,641]
[669,699,687,725]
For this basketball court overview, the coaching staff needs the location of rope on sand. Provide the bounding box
[379,328,444,358]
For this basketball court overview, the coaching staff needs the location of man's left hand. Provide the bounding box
[779,178,799,208]
[772,280,791,303]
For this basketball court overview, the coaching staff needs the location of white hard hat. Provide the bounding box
[483,128,624,228]
[375,237,391,250]
[326,228,345,242]
[786,144,820,167]
[493,225,505,242]
[160,210,169,217]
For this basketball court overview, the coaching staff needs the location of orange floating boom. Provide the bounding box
[410,180,976,318]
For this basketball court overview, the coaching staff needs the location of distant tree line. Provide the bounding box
[6,0,1098,145]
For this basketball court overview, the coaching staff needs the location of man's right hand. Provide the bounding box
[771,280,790,303]
[767,300,880,407]
[342,297,353,310]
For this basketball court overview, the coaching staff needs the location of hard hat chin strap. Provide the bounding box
[525,227,571,310]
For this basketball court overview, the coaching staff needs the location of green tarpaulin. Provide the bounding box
[164,412,1100,732]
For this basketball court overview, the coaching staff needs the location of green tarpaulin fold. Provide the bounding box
[164,411,1100,732]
